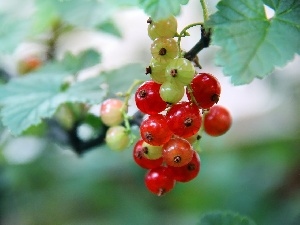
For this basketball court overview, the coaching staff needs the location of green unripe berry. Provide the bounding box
[159,80,185,104]
[142,142,163,160]
[105,126,130,151]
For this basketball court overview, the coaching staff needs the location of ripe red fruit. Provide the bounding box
[168,151,200,182]
[162,136,193,167]
[135,81,167,115]
[100,98,124,126]
[187,73,221,109]
[133,139,163,169]
[140,114,173,146]
[204,105,232,136]
[145,166,176,196]
[166,101,201,138]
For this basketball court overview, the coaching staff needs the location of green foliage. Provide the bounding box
[0,13,30,53]
[0,64,106,135]
[198,211,257,225]
[139,0,189,20]
[208,0,300,85]
[61,49,101,74]
[95,19,122,37]
[102,63,145,94]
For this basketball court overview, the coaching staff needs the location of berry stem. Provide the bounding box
[194,109,209,153]
[187,84,200,108]
[200,0,209,23]
[119,79,144,143]
[177,22,203,58]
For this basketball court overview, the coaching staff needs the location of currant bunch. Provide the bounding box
[131,16,234,196]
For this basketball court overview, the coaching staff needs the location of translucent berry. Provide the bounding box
[147,16,177,40]
[140,114,173,146]
[168,151,200,182]
[187,73,221,109]
[133,139,163,169]
[145,166,176,196]
[165,58,195,86]
[135,81,167,115]
[204,105,232,136]
[141,142,163,160]
[151,38,178,64]
[100,98,124,126]
[147,58,168,84]
[159,80,184,104]
[105,126,130,151]
[163,136,193,167]
[166,101,201,138]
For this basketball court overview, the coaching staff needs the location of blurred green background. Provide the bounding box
[1,0,300,224]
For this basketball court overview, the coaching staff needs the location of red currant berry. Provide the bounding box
[133,139,163,169]
[187,73,221,109]
[145,166,176,196]
[140,114,173,146]
[135,81,167,115]
[204,105,232,136]
[168,151,200,182]
[166,101,201,138]
[100,98,124,126]
[162,136,193,167]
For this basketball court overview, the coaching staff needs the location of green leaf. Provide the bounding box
[102,63,146,94]
[0,13,30,53]
[199,211,257,225]
[0,64,106,135]
[66,75,107,104]
[53,0,114,28]
[208,0,300,85]
[31,0,60,34]
[96,20,122,38]
[61,49,101,74]
[139,0,189,20]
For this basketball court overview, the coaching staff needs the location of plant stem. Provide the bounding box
[200,0,209,23]
[177,22,203,57]
[194,109,209,153]
[119,80,144,140]
[184,26,211,62]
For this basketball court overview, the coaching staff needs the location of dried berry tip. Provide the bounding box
[145,66,152,75]
[147,18,152,24]
[174,156,181,163]
[170,69,177,77]
[142,147,149,154]
[159,48,167,55]
[184,118,193,127]
[145,132,153,141]
[211,94,220,103]
[187,163,196,171]
[138,89,147,98]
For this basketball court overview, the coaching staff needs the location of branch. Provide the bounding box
[47,110,145,155]
[184,26,212,63]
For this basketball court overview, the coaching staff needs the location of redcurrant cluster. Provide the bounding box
[133,16,232,196]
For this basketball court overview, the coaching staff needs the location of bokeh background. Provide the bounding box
[0,0,299,224]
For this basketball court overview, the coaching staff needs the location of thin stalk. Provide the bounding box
[200,0,209,22]
[177,22,203,57]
